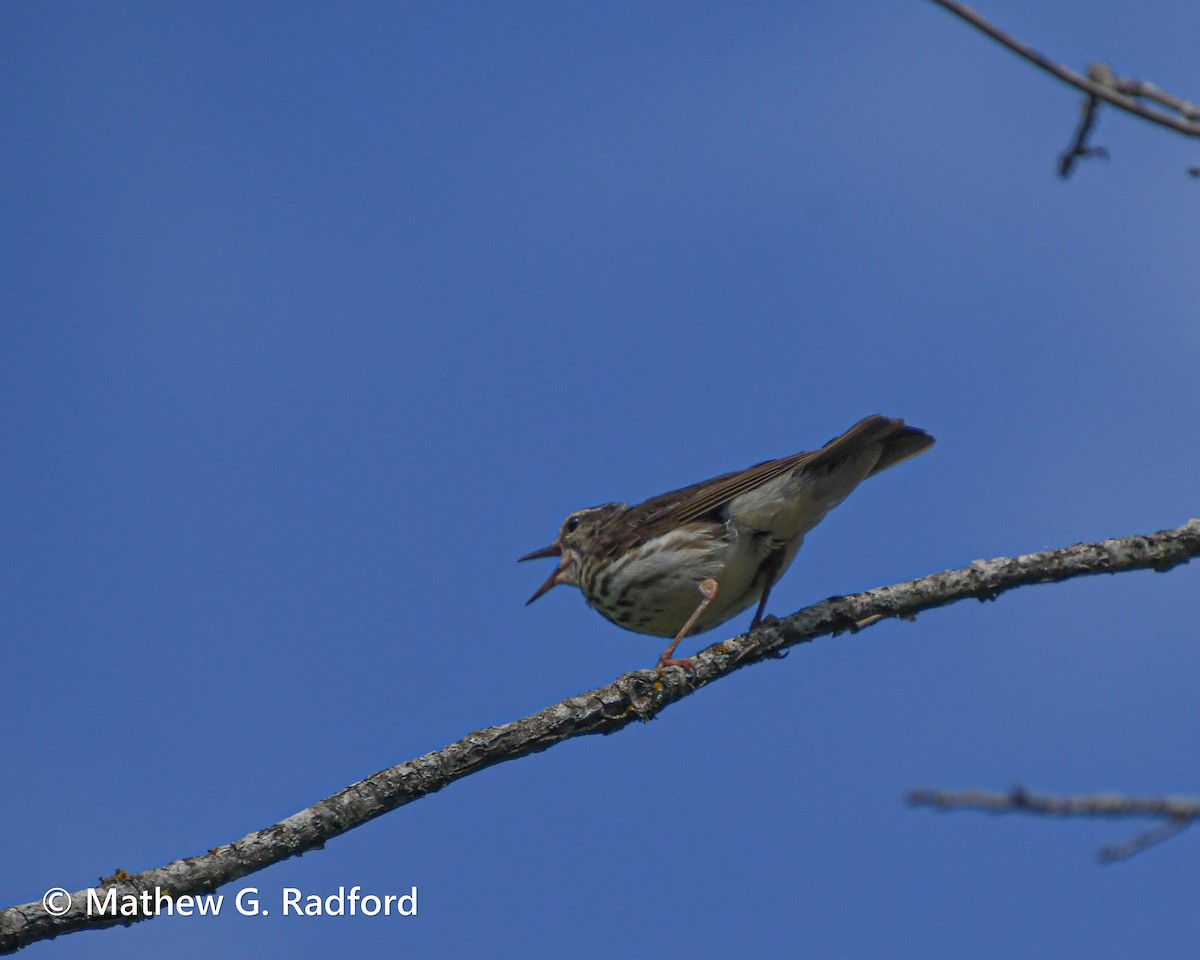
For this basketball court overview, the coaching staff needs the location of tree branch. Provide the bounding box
[909,787,1200,820]
[4,520,1198,953]
[927,0,1200,174]
[908,786,1200,862]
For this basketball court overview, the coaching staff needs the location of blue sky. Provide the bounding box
[3,1,1197,956]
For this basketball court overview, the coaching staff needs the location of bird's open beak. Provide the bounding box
[518,544,560,562]
[518,543,563,605]
[523,569,561,605]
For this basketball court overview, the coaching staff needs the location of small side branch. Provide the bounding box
[909,787,1200,861]
[2,520,1197,952]
[1058,95,1106,178]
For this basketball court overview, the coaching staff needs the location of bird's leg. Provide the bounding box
[749,549,786,629]
[750,586,775,630]
[656,578,719,671]
[750,550,790,659]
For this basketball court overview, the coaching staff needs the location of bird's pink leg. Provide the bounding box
[656,578,719,671]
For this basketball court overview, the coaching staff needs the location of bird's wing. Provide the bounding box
[627,415,918,531]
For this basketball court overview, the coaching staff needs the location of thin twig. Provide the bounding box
[909,787,1200,819]
[1058,95,1107,178]
[928,0,1200,138]
[909,786,1200,862]
[1098,819,1190,863]
[1089,61,1200,123]
[3,520,1198,953]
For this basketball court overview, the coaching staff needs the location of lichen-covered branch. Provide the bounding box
[908,786,1200,861]
[3,520,1197,953]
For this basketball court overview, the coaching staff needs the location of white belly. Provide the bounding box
[586,525,802,638]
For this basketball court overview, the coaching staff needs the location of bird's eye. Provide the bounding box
[566,516,580,533]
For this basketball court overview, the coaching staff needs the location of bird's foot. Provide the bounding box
[749,613,788,658]
[652,578,718,672]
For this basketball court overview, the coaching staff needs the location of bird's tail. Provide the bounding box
[809,414,935,478]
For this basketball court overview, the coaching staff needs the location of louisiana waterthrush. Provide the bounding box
[521,414,933,670]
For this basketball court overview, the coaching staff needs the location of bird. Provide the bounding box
[519,414,933,670]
